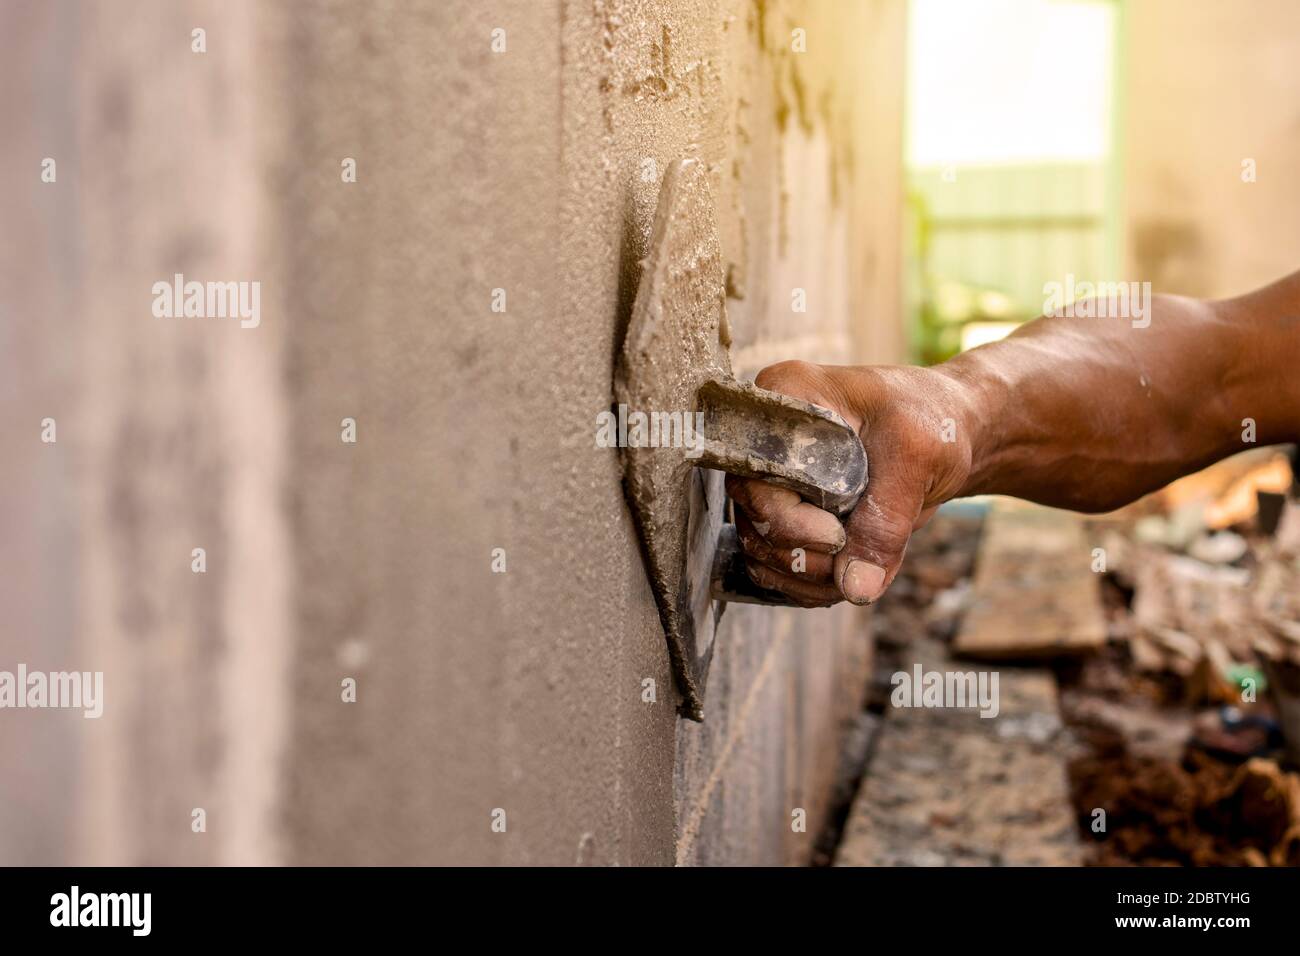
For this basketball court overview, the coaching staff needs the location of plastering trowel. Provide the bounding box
[615,159,868,721]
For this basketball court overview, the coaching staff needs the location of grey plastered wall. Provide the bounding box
[0,0,903,865]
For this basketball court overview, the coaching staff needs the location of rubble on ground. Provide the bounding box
[847,448,1300,866]
[1070,448,1300,865]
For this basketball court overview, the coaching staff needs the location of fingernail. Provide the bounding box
[840,560,886,605]
[826,526,847,554]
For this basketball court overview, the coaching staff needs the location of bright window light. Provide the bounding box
[908,0,1115,166]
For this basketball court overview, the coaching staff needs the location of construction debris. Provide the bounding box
[1064,450,1300,865]
[837,449,1300,866]
[1070,748,1300,867]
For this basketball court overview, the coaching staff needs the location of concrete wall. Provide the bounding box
[1125,0,1300,298]
[0,0,904,865]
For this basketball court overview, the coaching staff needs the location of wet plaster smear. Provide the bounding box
[0,0,904,866]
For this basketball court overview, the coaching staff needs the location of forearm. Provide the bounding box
[737,272,1300,605]
[940,273,1300,512]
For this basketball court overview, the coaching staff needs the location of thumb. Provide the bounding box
[833,462,924,606]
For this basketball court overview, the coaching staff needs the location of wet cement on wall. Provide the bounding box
[272,0,900,866]
[0,0,903,865]
[262,0,676,865]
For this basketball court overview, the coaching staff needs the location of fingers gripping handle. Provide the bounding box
[696,376,868,605]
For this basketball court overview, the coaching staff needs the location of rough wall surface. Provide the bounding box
[2,0,288,866]
[0,0,903,865]
[276,0,680,867]
[664,0,904,865]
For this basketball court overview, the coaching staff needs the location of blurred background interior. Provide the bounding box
[904,0,1297,363]
[881,0,1300,869]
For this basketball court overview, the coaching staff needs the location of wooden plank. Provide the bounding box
[952,499,1107,660]
[835,636,1082,866]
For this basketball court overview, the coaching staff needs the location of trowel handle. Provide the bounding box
[697,376,868,605]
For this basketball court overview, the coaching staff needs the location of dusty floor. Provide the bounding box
[830,464,1300,866]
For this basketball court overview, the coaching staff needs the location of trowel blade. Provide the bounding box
[614,158,730,721]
